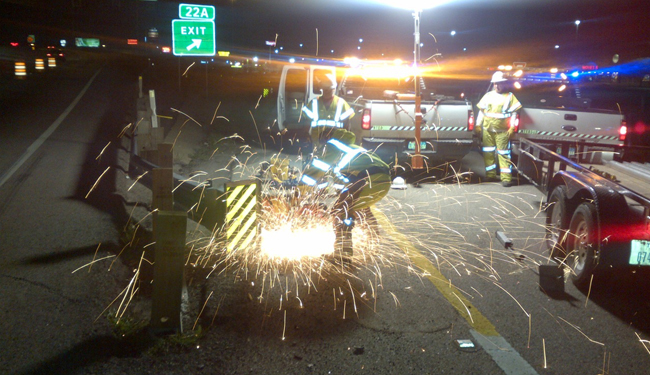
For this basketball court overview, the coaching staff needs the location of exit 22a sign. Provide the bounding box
[172,19,215,56]
[179,3,215,20]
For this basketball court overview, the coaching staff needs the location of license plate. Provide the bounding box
[407,141,427,150]
[629,240,650,266]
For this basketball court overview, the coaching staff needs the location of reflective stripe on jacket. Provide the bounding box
[302,96,354,129]
[476,91,522,132]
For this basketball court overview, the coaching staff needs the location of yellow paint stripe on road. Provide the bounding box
[372,207,499,337]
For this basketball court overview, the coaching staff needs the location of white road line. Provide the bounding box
[0,68,102,189]
[471,330,540,375]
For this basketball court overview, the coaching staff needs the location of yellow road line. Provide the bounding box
[373,207,499,337]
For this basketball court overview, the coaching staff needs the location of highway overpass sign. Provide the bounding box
[172,19,216,56]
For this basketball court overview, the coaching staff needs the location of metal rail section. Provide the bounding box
[517,138,650,208]
[128,150,227,231]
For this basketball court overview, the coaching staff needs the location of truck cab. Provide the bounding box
[276,64,337,134]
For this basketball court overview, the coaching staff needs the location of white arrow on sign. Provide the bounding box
[186,39,202,51]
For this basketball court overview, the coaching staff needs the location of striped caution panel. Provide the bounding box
[225,181,259,253]
[373,125,467,132]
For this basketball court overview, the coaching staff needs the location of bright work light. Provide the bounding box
[368,0,453,10]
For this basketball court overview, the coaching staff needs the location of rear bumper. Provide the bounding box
[361,137,473,161]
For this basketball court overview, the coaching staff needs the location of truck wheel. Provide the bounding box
[546,185,570,260]
[567,202,598,288]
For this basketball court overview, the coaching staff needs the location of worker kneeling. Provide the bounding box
[298,129,391,260]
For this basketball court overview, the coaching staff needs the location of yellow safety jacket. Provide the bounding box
[476,90,522,132]
[302,96,355,147]
[300,138,390,211]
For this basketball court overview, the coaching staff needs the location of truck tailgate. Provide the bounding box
[364,100,472,140]
[516,107,623,146]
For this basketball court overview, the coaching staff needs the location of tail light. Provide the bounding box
[509,112,520,133]
[467,110,475,131]
[361,108,372,130]
[619,120,627,141]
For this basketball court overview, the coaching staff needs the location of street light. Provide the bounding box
[369,0,453,169]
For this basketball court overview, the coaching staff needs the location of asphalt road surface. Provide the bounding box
[1,50,649,375]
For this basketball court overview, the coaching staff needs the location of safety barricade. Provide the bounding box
[224,180,259,253]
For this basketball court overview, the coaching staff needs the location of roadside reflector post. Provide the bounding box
[35,58,45,71]
[14,61,26,78]
[149,90,159,129]
[150,210,187,335]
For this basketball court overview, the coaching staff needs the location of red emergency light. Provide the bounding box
[127,39,138,45]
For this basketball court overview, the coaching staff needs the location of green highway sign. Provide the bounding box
[179,3,215,20]
[172,19,215,56]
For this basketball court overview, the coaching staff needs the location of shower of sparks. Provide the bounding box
[171,107,203,128]
[96,142,111,161]
[558,316,605,346]
[182,61,195,76]
[211,102,222,125]
[128,171,148,191]
[636,332,650,355]
[92,115,566,348]
[85,166,111,199]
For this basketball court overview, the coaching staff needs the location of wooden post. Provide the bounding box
[150,210,187,334]
[158,143,174,169]
[152,168,174,212]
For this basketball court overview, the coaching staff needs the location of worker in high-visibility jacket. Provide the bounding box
[475,71,522,187]
[299,128,390,257]
[301,73,355,150]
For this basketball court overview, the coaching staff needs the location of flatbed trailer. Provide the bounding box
[516,138,650,287]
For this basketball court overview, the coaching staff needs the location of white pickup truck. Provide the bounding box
[510,76,627,161]
[338,68,475,164]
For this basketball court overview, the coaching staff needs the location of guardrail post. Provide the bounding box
[152,168,174,213]
[150,210,187,334]
[157,143,174,169]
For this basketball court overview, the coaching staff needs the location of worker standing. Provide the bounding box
[301,73,355,151]
[475,71,522,187]
[299,128,390,259]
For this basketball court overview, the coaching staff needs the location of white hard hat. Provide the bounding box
[391,176,407,190]
[319,73,337,90]
[491,71,508,83]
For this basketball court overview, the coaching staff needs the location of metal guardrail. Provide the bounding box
[128,144,226,231]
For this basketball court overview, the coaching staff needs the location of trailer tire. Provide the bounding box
[546,185,571,260]
[567,202,598,288]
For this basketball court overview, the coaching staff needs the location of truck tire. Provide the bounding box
[546,185,571,260]
[567,202,598,288]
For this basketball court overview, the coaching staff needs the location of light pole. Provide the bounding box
[371,1,452,169]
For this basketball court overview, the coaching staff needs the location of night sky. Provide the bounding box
[2,0,649,68]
